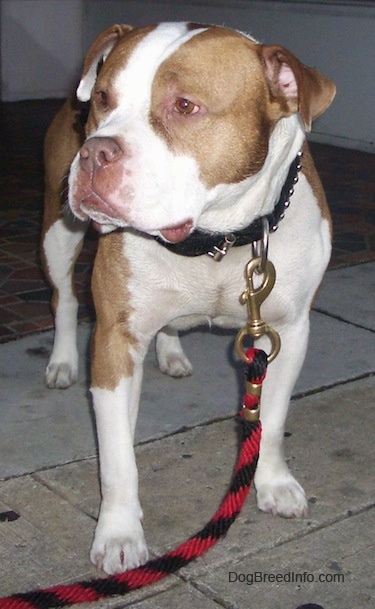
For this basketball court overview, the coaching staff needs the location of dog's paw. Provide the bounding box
[91,512,149,574]
[45,361,78,389]
[156,330,193,378]
[158,352,193,378]
[256,476,308,519]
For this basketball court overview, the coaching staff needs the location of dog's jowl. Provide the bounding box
[42,22,335,574]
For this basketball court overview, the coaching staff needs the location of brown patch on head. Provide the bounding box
[77,24,134,105]
[82,25,156,133]
[150,27,273,188]
[91,231,138,390]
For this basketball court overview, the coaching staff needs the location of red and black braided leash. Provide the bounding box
[0,348,267,609]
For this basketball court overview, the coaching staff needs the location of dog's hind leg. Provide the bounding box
[155,326,193,378]
[41,99,88,388]
[42,213,88,388]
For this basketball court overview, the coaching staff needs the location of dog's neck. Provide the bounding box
[155,117,305,258]
[154,148,303,258]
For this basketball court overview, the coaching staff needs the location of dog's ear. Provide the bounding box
[260,45,336,131]
[77,24,133,102]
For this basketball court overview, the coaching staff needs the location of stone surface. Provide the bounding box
[1,295,375,479]
[2,377,373,608]
[315,262,375,331]
[197,509,375,608]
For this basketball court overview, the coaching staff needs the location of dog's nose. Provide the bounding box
[79,137,123,171]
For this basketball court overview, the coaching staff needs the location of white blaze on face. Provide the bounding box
[113,23,207,117]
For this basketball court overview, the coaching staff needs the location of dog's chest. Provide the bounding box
[123,233,250,331]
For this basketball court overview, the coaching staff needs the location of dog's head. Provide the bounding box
[69,22,335,240]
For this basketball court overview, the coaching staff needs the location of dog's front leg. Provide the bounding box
[254,315,310,518]
[90,325,148,574]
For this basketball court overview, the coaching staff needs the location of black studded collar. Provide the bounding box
[155,151,303,260]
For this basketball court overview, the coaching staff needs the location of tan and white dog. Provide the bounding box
[42,22,335,575]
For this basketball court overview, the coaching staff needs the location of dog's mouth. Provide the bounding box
[159,220,194,243]
[75,189,194,242]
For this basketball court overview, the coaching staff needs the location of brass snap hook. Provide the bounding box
[235,257,281,364]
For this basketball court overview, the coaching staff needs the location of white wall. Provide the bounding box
[1,0,374,152]
[1,0,84,99]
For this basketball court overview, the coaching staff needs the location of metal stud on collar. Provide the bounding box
[270,150,303,233]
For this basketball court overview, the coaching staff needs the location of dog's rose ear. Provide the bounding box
[261,46,336,131]
[77,24,133,102]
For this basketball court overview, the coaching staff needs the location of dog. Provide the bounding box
[41,22,335,574]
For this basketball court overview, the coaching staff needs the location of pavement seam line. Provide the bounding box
[173,501,375,582]
[190,580,240,609]
[313,306,375,334]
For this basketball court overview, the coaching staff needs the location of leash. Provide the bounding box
[0,257,279,609]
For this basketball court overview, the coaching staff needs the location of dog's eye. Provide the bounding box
[174,97,199,115]
[93,90,109,109]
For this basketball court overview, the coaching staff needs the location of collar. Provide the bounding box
[155,151,303,260]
